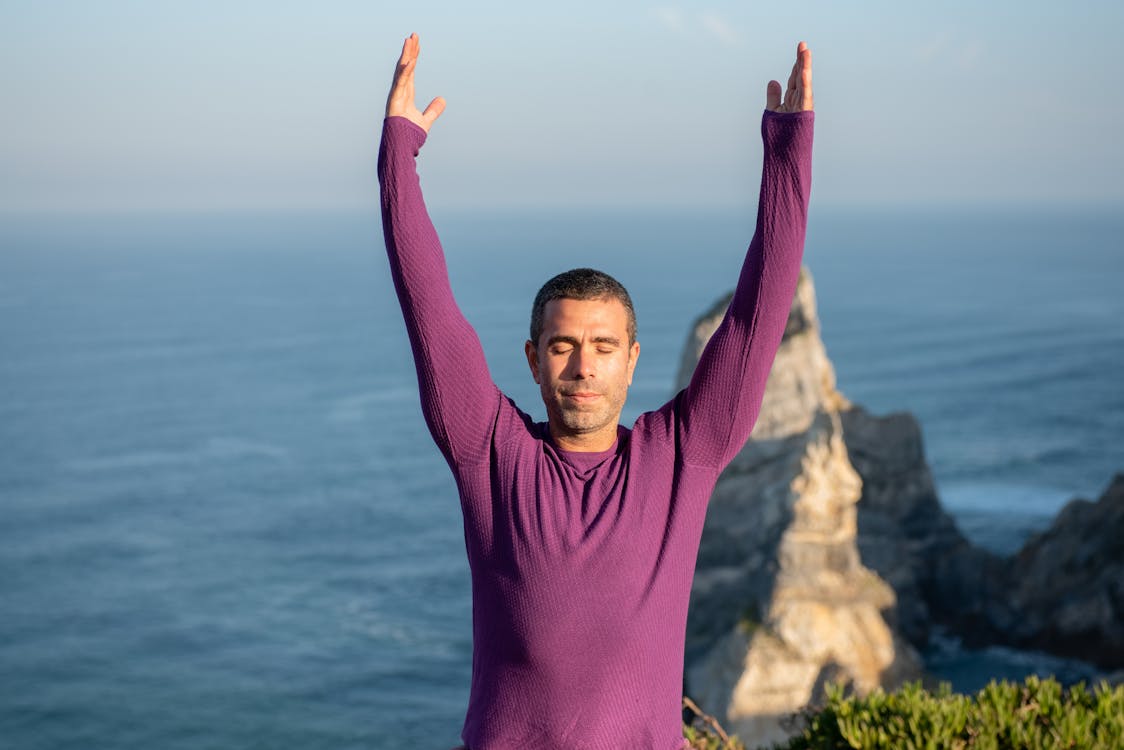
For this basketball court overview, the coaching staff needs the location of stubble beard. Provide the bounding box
[547,388,626,438]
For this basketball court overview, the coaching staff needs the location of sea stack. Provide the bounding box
[679,267,922,747]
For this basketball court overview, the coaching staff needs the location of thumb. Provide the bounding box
[766,80,782,111]
[422,96,446,129]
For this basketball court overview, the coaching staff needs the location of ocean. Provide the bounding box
[1,206,1121,749]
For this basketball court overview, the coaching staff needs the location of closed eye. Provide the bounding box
[545,335,579,355]
[592,336,621,350]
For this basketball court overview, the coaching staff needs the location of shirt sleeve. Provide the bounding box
[377,116,502,468]
[677,108,814,469]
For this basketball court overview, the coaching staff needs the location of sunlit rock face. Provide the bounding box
[678,267,922,747]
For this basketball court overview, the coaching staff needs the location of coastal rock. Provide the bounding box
[837,404,1015,647]
[679,267,923,746]
[833,406,1123,670]
[678,263,1124,748]
[678,264,1124,745]
[1001,474,1124,668]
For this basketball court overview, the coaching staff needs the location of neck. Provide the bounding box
[549,423,619,452]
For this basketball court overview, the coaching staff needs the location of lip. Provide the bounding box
[563,392,601,401]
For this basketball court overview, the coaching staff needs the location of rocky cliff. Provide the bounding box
[990,473,1124,667]
[677,266,1124,746]
[836,404,1015,648]
[678,268,923,747]
[844,431,1124,673]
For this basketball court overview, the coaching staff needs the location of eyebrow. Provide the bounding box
[545,335,622,347]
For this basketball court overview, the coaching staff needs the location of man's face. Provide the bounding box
[525,297,640,446]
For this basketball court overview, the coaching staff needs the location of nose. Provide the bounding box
[569,345,596,380]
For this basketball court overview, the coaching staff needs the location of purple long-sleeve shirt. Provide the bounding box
[378,110,813,750]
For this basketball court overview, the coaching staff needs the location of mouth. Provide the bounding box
[562,391,602,403]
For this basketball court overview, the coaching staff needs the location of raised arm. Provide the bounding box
[379,34,500,467]
[678,42,815,469]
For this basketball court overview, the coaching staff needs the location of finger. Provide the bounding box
[800,45,812,98]
[422,96,446,129]
[786,54,799,94]
[766,80,782,111]
[395,37,413,93]
[397,34,411,66]
[387,32,439,126]
[395,34,416,78]
[392,35,416,82]
[403,34,420,92]
[387,35,414,116]
[782,60,798,110]
[391,57,414,109]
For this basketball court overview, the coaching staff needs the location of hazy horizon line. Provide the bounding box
[3,199,1123,222]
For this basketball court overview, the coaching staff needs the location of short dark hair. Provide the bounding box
[529,268,637,346]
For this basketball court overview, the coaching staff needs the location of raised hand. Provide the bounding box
[385,33,446,132]
[766,41,813,113]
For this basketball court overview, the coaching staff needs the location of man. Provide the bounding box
[379,32,813,750]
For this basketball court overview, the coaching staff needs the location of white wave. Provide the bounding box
[327,388,415,423]
[935,480,1074,516]
[66,436,287,473]
[65,450,190,472]
[201,436,288,460]
[339,598,434,649]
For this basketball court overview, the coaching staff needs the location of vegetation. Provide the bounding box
[682,676,1124,750]
[683,696,743,750]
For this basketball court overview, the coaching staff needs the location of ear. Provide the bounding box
[524,340,541,385]
[626,341,640,385]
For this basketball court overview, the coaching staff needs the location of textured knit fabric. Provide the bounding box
[378,109,814,750]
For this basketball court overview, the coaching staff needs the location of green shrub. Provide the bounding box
[683,696,745,749]
[682,676,1124,750]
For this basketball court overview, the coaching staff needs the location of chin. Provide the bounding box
[558,410,613,435]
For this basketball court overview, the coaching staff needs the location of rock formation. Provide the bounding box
[830,364,1122,670]
[679,266,1124,747]
[992,474,1124,667]
[679,268,923,747]
[837,404,1015,648]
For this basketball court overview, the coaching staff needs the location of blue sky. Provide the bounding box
[2,1,1121,212]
